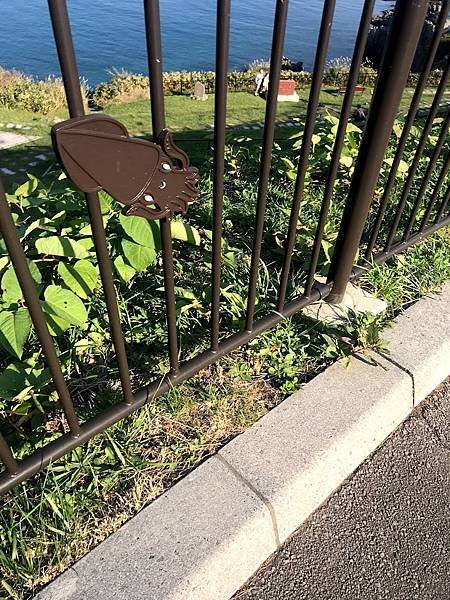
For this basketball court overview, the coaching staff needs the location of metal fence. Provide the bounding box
[0,0,449,494]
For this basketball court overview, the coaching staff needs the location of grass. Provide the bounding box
[1,85,447,187]
[0,368,282,599]
[364,229,450,313]
[1,226,449,600]
[0,85,449,599]
[104,87,447,134]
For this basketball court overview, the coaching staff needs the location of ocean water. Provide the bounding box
[0,0,394,85]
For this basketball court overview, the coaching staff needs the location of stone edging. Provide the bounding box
[35,284,450,600]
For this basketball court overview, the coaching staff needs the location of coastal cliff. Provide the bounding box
[365,1,449,71]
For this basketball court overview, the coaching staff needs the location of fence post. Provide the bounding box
[326,0,428,303]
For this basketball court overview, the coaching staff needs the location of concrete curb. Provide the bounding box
[35,284,450,600]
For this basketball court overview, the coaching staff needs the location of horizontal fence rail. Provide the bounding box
[0,0,449,494]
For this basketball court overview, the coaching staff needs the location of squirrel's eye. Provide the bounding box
[161,162,171,171]
[144,194,154,203]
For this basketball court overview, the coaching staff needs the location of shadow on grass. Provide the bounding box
[0,121,300,190]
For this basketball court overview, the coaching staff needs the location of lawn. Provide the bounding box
[1,86,446,188]
[0,84,449,599]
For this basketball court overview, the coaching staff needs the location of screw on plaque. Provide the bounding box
[51,114,199,220]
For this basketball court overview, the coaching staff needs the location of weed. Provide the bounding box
[0,87,448,598]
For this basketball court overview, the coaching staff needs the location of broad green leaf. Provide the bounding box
[43,285,87,327]
[398,159,409,174]
[99,191,114,214]
[281,157,296,170]
[149,220,162,250]
[0,364,27,398]
[78,223,92,236]
[324,115,339,125]
[0,256,9,272]
[121,240,156,271]
[119,214,156,248]
[0,309,31,359]
[14,176,39,198]
[22,211,65,239]
[346,122,362,134]
[114,255,136,282]
[1,261,41,303]
[35,236,89,259]
[311,133,321,148]
[171,220,201,245]
[78,237,95,251]
[23,218,55,239]
[174,287,202,314]
[0,363,51,399]
[58,260,99,299]
[384,157,409,176]
[393,123,403,138]
[321,239,333,263]
[43,312,71,337]
[12,386,34,412]
[339,156,353,168]
[174,286,198,300]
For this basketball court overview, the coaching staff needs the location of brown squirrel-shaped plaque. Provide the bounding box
[52,114,199,220]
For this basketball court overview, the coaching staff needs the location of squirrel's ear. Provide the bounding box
[157,129,190,169]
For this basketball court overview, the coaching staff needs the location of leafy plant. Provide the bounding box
[0,174,205,431]
[0,68,87,114]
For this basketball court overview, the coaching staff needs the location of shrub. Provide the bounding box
[91,69,149,107]
[0,67,87,114]
[0,62,444,112]
[0,65,23,87]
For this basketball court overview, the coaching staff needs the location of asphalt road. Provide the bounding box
[234,378,450,600]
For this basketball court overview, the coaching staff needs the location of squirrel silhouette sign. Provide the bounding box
[51,115,199,220]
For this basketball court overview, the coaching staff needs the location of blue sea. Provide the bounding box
[0,1,394,85]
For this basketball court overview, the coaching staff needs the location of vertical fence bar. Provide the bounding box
[365,0,450,257]
[383,57,450,251]
[0,178,80,435]
[0,432,18,475]
[144,0,179,374]
[402,110,450,240]
[419,151,450,231]
[144,0,165,135]
[434,183,450,223]
[211,0,231,351]
[327,0,428,303]
[47,0,134,404]
[245,0,289,331]
[277,0,336,311]
[304,0,375,297]
[159,219,179,374]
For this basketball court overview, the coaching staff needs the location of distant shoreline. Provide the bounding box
[0,0,395,85]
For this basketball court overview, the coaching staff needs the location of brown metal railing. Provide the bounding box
[0,0,448,494]
[245,0,290,330]
[277,0,337,310]
[48,0,135,405]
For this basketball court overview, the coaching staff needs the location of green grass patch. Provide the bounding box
[0,86,442,188]
[0,83,449,599]
[1,226,449,600]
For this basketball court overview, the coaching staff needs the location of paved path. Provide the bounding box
[234,378,450,600]
[0,131,37,150]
